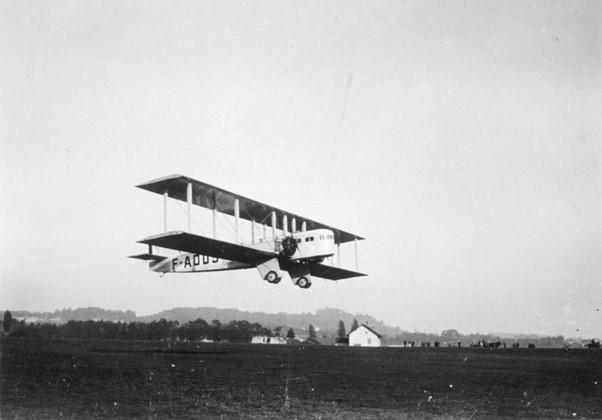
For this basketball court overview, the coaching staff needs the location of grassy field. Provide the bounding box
[1,338,601,419]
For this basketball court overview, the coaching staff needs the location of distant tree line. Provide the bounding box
[2,311,272,343]
[0,311,581,348]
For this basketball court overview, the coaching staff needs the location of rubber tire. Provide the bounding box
[296,276,311,289]
[265,271,280,284]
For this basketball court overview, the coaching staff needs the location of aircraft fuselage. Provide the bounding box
[149,228,335,274]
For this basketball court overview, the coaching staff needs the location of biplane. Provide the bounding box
[129,175,366,289]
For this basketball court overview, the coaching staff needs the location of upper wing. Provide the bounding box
[138,231,276,266]
[308,263,368,280]
[136,174,363,244]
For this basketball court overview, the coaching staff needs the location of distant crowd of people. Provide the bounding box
[398,340,540,349]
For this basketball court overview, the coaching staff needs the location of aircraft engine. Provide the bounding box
[280,236,298,257]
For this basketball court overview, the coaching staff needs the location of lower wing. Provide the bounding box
[305,263,367,280]
[137,231,276,266]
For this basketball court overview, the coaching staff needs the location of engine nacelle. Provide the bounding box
[280,236,298,257]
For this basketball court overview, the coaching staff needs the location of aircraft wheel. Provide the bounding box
[296,276,311,289]
[265,271,281,284]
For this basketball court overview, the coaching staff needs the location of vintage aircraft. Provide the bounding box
[129,175,366,289]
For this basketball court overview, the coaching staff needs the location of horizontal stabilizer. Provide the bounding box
[128,253,166,262]
[309,264,367,280]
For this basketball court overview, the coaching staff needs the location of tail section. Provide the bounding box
[130,252,250,273]
[129,253,166,262]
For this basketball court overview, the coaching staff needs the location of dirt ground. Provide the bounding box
[1,338,601,419]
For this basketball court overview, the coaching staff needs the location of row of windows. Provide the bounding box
[295,233,335,243]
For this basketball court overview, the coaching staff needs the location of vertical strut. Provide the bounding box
[212,194,217,238]
[234,198,240,243]
[301,221,306,232]
[186,182,192,232]
[291,217,297,233]
[163,190,168,232]
[251,220,255,244]
[271,211,277,239]
[337,243,341,267]
[212,208,217,238]
[283,215,288,236]
[354,237,359,271]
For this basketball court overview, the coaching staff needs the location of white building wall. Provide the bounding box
[251,336,287,344]
[348,325,381,347]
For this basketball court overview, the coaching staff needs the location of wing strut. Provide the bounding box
[187,182,192,232]
[163,191,168,232]
[212,194,217,238]
[234,198,240,242]
[354,237,359,271]
[271,211,277,239]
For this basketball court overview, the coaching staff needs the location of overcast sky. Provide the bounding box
[1,0,600,338]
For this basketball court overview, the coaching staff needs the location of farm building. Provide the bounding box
[348,324,382,347]
[251,336,287,345]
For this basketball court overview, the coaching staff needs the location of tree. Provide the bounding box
[286,328,295,339]
[273,326,283,337]
[3,310,13,333]
[350,319,359,333]
[308,324,316,340]
[337,320,346,339]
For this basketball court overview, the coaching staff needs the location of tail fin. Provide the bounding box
[129,253,170,273]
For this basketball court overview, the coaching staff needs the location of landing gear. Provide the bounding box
[264,270,281,284]
[296,276,311,289]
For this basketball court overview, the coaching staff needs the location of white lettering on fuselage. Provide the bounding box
[172,254,219,270]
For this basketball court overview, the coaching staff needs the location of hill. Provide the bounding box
[4,306,405,337]
[136,307,406,337]
[7,307,136,323]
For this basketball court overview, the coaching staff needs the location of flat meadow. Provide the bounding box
[1,338,601,419]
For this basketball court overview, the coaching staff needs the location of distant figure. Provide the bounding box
[528,343,535,349]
